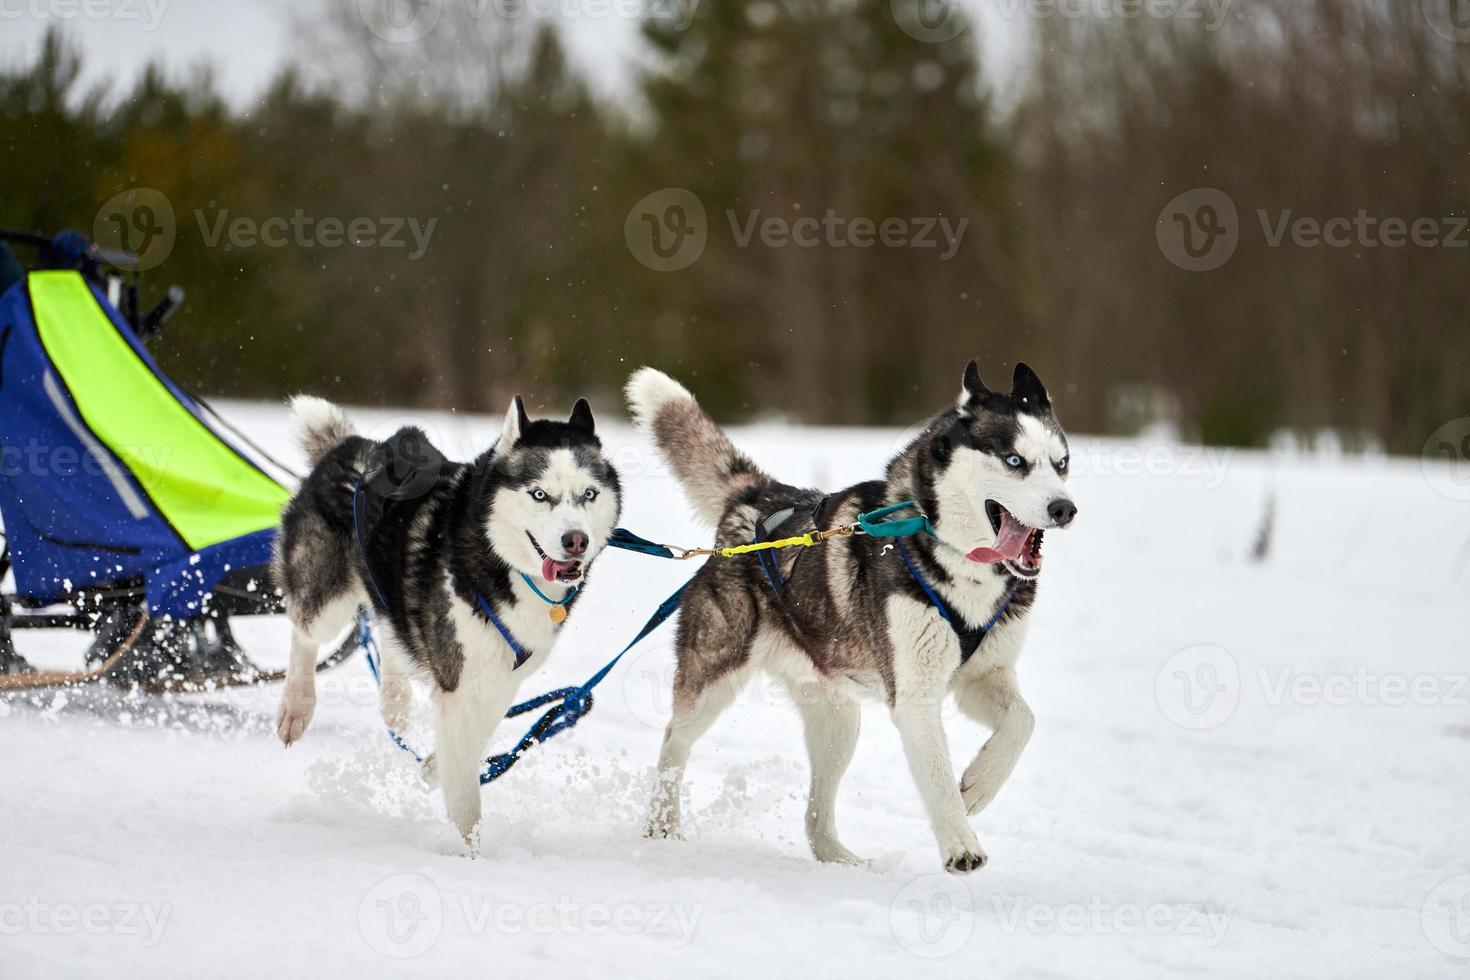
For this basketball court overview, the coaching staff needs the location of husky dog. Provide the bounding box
[627,362,1076,874]
[272,395,621,845]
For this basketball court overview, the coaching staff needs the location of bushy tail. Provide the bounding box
[290,395,355,466]
[625,367,770,526]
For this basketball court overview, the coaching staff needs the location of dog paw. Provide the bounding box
[960,760,1002,816]
[379,678,413,731]
[812,839,866,866]
[942,841,989,875]
[275,693,315,747]
[644,818,685,842]
[380,700,411,733]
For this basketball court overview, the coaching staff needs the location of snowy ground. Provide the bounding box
[4,401,1468,978]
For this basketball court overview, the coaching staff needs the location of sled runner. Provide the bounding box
[0,230,357,692]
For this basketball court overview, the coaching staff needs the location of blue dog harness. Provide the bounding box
[895,540,1015,664]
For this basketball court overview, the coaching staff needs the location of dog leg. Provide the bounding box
[647,666,748,841]
[791,686,863,865]
[956,667,1034,816]
[376,637,415,732]
[891,694,988,874]
[433,675,516,852]
[275,626,320,747]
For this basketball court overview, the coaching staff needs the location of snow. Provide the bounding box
[3,401,1467,978]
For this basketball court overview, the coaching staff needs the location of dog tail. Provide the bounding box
[290,395,355,466]
[626,367,770,526]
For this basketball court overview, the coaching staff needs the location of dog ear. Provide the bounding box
[961,359,989,404]
[1011,362,1051,411]
[500,395,529,447]
[568,398,596,434]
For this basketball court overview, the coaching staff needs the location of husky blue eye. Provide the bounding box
[531,488,548,502]
[1006,454,1023,468]
[1057,458,1069,472]
[583,488,598,501]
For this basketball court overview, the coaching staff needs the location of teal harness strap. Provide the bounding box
[858,501,937,540]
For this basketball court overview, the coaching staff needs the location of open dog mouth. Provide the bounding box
[968,500,1044,579]
[526,532,582,583]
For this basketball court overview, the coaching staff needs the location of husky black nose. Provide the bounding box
[1047,498,1077,528]
[562,530,589,556]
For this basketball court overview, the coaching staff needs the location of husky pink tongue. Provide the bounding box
[967,510,1033,564]
[541,557,579,582]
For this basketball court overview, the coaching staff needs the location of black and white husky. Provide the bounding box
[627,362,1076,874]
[272,395,621,845]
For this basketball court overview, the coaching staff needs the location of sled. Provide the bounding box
[0,230,356,693]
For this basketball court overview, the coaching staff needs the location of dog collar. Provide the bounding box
[518,572,578,624]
